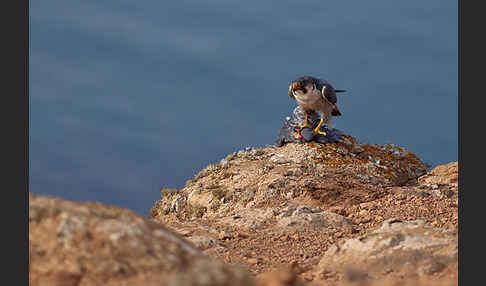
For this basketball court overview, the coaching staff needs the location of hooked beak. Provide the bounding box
[292,82,303,90]
[335,89,346,93]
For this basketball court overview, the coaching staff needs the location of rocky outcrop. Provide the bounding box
[29,193,256,286]
[29,135,458,286]
[418,162,458,186]
[150,134,427,224]
[149,133,457,285]
[312,219,458,284]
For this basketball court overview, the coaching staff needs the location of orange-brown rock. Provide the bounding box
[149,135,457,285]
[28,134,458,286]
[418,162,458,186]
[312,219,458,285]
[29,193,256,286]
[150,135,428,224]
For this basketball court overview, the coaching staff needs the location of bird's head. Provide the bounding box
[289,76,346,101]
[290,77,314,97]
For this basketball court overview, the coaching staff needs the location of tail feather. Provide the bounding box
[332,105,342,116]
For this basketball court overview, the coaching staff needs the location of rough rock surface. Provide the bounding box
[313,219,458,284]
[150,133,458,285]
[29,193,256,286]
[276,106,343,146]
[418,162,458,186]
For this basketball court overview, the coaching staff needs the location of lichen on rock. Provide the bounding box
[148,131,456,286]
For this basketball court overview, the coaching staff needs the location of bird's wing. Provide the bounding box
[288,83,295,99]
[315,80,337,105]
[323,89,338,105]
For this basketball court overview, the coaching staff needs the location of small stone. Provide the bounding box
[397,193,407,200]
[237,232,249,239]
[218,231,233,240]
[359,217,372,224]
[301,272,314,281]
[329,206,347,216]
[359,202,376,210]
[176,229,192,236]
[265,208,278,217]
[277,212,289,219]
[351,144,365,154]
[419,261,446,275]
[292,206,313,216]
[336,146,349,156]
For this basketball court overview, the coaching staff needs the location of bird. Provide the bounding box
[288,76,345,136]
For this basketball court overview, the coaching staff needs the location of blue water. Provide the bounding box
[30,0,457,215]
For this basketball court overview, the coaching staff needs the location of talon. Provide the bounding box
[291,123,309,129]
[291,113,310,129]
[313,119,328,136]
[313,129,327,136]
[291,113,310,136]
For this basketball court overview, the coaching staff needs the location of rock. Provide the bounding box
[418,162,458,186]
[276,106,343,147]
[313,219,458,282]
[256,268,306,286]
[148,133,454,285]
[171,194,187,212]
[336,146,349,156]
[153,137,428,223]
[277,211,351,229]
[167,259,255,286]
[359,202,377,210]
[328,206,348,216]
[236,232,250,239]
[429,188,456,199]
[29,193,256,286]
[218,208,278,230]
[269,154,290,164]
[398,188,431,198]
[291,206,321,216]
[188,235,219,250]
[218,230,234,240]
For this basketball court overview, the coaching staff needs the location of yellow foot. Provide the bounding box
[313,128,327,136]
[291,114,310,131]
[291,123,309,129]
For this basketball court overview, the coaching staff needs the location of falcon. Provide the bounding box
[288,76,345,136]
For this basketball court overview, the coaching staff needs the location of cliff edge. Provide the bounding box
[150,133,458,285]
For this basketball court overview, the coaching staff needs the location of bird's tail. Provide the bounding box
[332,106,342,116]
